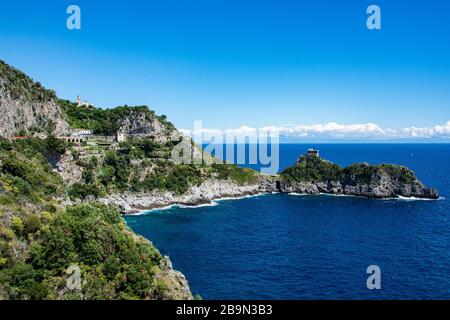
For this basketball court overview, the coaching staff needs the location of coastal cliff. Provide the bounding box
[0,60,69,138]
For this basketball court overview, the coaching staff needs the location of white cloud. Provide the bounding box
[226,125,258,137]
[278,122,387,137]
[401,121,450,139]
[181,121,450,141]
[179,127,222,137]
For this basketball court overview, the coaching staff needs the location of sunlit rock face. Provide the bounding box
[0,60,69,138]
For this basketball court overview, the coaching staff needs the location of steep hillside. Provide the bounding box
[0,61,69,138]
[0,61,201,299]
[59,100,177,142]
[0,137,193,300]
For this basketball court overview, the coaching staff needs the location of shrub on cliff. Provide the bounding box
[1,202,167,299]
[282,155,343,183]
[281,154,420,187]
[0,60,57,103]
[211,164,259,185]
[164,164,203,194]
[342,163,416,185]
[68,182,101,200]
[0,140,65,200]
[59,100,175,136]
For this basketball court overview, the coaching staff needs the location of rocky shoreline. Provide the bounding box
[100,179,263,214]
[100,173,439,215]
[276,179,439,200]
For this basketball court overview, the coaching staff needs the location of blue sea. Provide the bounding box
[125,144,450,299]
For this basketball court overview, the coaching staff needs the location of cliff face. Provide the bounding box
[116,109,175,144]
[0,60,69,138]
[339,167,438,199]
[154,256,193,300]
[276,178,438,199]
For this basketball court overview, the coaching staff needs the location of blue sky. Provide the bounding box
[1,0,450,140]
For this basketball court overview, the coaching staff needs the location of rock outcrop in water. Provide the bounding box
[272,153,439,199]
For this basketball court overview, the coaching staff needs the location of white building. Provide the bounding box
[77,95,93,107]
[71,129,93,137]
[116,133,126,143]
[307,148,320,157]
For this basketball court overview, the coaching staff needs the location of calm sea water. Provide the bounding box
[125,144,450,299]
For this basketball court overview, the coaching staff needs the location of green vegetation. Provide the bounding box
[120,137,177,160]
[0,202,166,299]
[130,163,204,195]
[59,100,175,136]
[282,154,417,185]
[0,137,66,202]
[0,138,185,299]
[27,203,163,299]
[342,163,416,185]
[64,132,258,199]
[210,164,259,185]
[68,149,205,197]
[0,60,57,103]
[282,155,342,183]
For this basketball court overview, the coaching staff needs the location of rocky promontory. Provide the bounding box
[101,152,439,215]
[274,153,439,200]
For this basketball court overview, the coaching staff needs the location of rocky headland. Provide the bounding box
[277,153,439,200]
[101,153,439,215]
